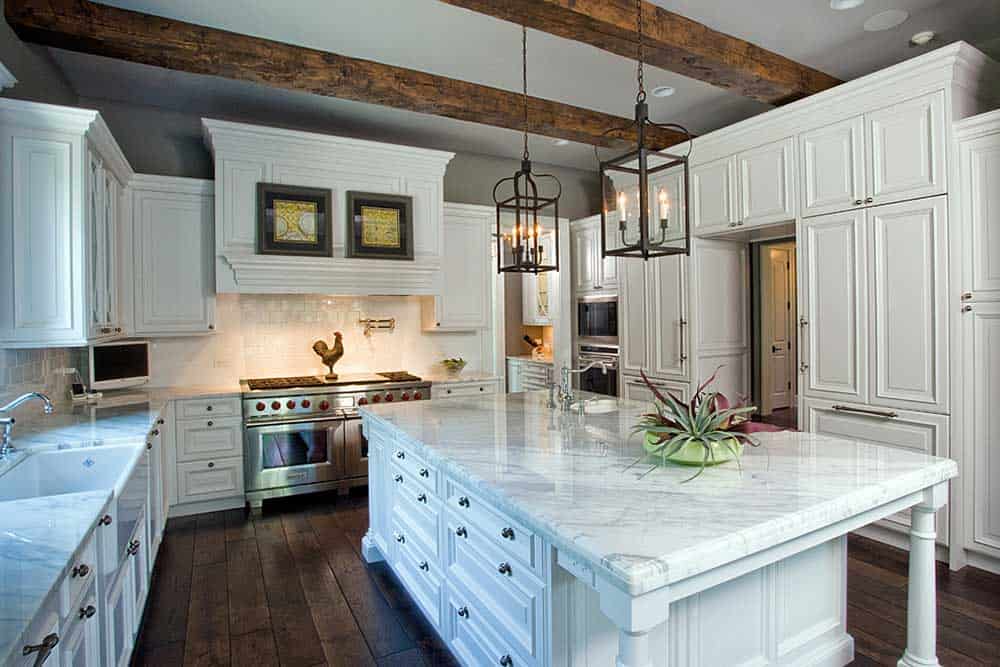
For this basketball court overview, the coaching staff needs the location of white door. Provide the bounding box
[968,302,1000,558]
[799,210,868,403]
[761,243,796,414]
[866,91,946,206]
[690,157,737,232]
[737,137,796,227]
[573,225,596,292]
[868,197,948,413]
[800,115,866,218]
[619,256,648,375]
[133,188,216,334]
[647,255,688,380]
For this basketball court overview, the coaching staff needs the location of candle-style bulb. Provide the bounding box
[658,188,670,225]
[617,192,627,223]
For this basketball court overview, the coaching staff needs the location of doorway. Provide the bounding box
[751,239,797,427]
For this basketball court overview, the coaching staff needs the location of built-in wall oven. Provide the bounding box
[577,344,619,397]
[577,296,618,344]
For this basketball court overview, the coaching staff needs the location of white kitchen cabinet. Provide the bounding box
[422,203,491,331]
[0,99,132,347]
[799,210,868,404]
[506,358,551,392]
[622,374,689,405]
[800,116,866,218]
[965,302,1000,561]
[690,156,738,233]
[618,256,648,376]
[571,216,618,295]
[131,176,216,335]
[60,586,102,667]
[647,255,690,380]
[868,197,948,414]
[866,91,946,206]
[104,561,133,667]
[176,457,244,504]
[174,416,243,462]
[146,417,167,569]
[736,137,797,227]
[434,379,500,398]
[522,232,555,325]
[957,115,1000,300]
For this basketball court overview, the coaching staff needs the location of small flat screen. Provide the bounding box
[93,343,149,383]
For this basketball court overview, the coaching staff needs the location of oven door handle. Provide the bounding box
[245,414,347,428]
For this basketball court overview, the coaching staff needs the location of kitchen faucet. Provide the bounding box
[0,392,55,461]
[554,361,610,412]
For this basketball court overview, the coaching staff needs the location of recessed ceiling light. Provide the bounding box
[651,85,675,98]
[910,30,936,46]
[830,0,864,9]
[552,138,570,146]
[863,9,909,32]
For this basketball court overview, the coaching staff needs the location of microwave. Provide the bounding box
[577,296,618,343]
[84,340,151,391]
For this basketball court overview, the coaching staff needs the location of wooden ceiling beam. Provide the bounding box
[440,0,842,105]
[3,0,688,150]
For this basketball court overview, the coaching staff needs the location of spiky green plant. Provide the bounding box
[632,367,759,482]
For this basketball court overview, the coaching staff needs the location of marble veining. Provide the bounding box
[363,391,957,596]
[0,490,112,664]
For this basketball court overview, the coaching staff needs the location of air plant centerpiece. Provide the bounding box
[633,368,759,481]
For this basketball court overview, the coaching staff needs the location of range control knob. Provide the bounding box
[401,392,410,401]
[413,391,423,401]
[286,400,296,409]
[384,393,394,402]
[371,395,381,404]
[255,402,266,412]
[358,397,369,406]
[271,401,281,410]
[318,400,329,411]
[301,399,311,408]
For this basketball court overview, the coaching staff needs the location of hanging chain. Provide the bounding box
[522,25,530,161]
[635,0,646,103]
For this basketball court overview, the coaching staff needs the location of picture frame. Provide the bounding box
[256,183,333,257]
[345,191,414,260]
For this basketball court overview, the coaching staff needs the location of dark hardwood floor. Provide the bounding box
[133,491,1000,666]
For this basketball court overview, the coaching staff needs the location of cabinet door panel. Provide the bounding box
[619,257,648,375]
[869,197,947,412]
[800,211,867,402]
[436,211,488,329]
[867,91,945,205]
[800,116,865,218]
[970,303,1000,556]
[737,137,796,226]
[648,255,688,379]
[963,136,1000,295]
[691,158,736,231]
[693,241,748,352]
[573,226,596,292]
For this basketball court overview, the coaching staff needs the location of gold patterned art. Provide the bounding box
[273,199,319,244]
[360,206,402,248]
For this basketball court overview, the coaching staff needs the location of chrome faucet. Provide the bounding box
[0,392,55,460]
[556,361,611,412]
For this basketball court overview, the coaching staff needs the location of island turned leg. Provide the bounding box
[617,630,654,667]
[898,484,947,667]
[594,574,670,667]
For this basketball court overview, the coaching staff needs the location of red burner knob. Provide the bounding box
[401,392,410,401]
[286,400,296,409]
[413,391,422,401]
[371,395,381,404]
[384,393,394,402]
[271,401,281,410]
[301,399,311,408]
[318,400,329,411]
[255,402,266,412]
[358,397,368,406]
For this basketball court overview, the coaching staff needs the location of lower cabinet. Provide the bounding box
[433,379,500,399]
[60,583,101,666]
[506,359,552,393]
[622,374,690,405]
[172,396,245,509]
[104,562,134,667]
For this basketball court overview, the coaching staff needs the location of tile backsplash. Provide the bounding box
[0,348,73,403]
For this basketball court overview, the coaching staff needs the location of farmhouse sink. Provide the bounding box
[0,445,140,502]
[570,398,620,415]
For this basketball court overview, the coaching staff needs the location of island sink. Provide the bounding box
[0,445,139,502]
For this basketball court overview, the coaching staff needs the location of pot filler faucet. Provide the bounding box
[0,392,55,461]
[550,362,611,412]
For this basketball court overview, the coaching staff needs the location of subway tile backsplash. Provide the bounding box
[0,347,73,403]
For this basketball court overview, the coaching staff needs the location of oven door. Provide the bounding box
[579,364,619,397]
[244,416,345,493]
[342,410,368,479]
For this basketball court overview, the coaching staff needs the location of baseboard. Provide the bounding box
[796,633,855,667]
[168,495,245,518]
[964,549,1000,575]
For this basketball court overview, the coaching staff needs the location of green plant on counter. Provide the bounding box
[632,367,759,482]
[441,357,467,374]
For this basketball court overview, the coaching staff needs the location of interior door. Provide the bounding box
[761,243,796,413]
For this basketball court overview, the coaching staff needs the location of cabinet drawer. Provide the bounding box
[447,585,523,667]
[387,442,437,493]
[177,456,244,503]
[60,530,98,619]
[176,396,240,419]
[445,513,544,665]
[446,478,541,571]
[176,416,242,461]
[390,517,444,629]
[390,468,442,559]
[436,382,497,398]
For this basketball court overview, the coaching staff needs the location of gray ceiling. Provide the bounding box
[48,0,1000,170]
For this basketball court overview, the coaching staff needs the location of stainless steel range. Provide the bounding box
[241,371,431,510]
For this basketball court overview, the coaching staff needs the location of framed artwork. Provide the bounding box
[345,191,414,260]
[257,183,333,257]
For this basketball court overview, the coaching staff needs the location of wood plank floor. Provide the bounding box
[133,490,1000,666]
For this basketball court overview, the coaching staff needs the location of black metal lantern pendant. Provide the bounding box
[494,26,562,274]
[598,0,693,261]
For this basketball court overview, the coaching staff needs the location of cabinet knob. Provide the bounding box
[419,468,429,478]
[962,305,973,313]
[456,526,468,538]
[207,461,215,468]
[457,606,469,618]
[206,405,213,411]
[395,451,405,460]
[207,420,214,427]
[417,493,427,503]
[151,429,159,436]
[157,418,165,425]
[127,539,140,556]
[864,197,873,204]
[79,605,97,620]
[799,317,808,327]
[419,560,429,571]
[497,561,512,575]
[499,655,513,667]
[394,532,405,543]
[854,199,863,205]
[961,292,973,301]
[393,474,403,483]
[146,442,152,450]
[501,527,515,540]
[458,496,470,508]
[208,324,215,330]
[72,563,90,578]
[100,327,112,334]
[99,514,112,526]
[799,362,809,372]
[115,327,123,333]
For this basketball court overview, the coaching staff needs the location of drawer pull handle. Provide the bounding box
[419,560,429,571]
[99,514,112,527]
[394,532,405,544]
[417,493,427,503]
[499,656,513,667]
[127,540,140,556]
[207,420,214,427]
[78,605,97,620]
[419,468,429,478]
[393,474,403,483]
[456,526,468,538]
[501,527,515,540]
[208,462,215,468]
[72,563,90,578]
[497,561,512,575]
[831,404,898,419]
[458,496,470,508]
[206,405,213,411]
[22,633,58,661]
[151,429,159,436]
[395,451,405,460]
[457,606,469,618]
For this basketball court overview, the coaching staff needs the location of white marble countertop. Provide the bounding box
[362,391,957,596]
[0,490,112,664]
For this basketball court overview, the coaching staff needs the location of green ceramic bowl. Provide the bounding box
[643,432,743,466]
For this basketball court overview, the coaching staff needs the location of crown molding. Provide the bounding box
[954,108,1000,139]
[130,173,214,195]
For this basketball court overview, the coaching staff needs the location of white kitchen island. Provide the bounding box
[360,391,957,667]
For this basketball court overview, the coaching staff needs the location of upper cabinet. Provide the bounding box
[421,203,491,331]
[736,137,797,227]
[522,232,555,326]
[800,116,866,218]
[956,110,1000,300]
[0,99,132,348]
[571,216,617,295]
[130,176,217,336]
[690,156,737,234]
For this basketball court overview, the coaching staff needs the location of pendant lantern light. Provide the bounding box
[598,0,693,261]
[493,26,562,274]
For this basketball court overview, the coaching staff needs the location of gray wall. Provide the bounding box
[0,0,76,105]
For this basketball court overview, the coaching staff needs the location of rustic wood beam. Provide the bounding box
[4,0,688,149]
[440,0,842,105]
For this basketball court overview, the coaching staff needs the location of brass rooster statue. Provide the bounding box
[312,331,344,380]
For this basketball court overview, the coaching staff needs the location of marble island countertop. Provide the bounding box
[363,391,957,596]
